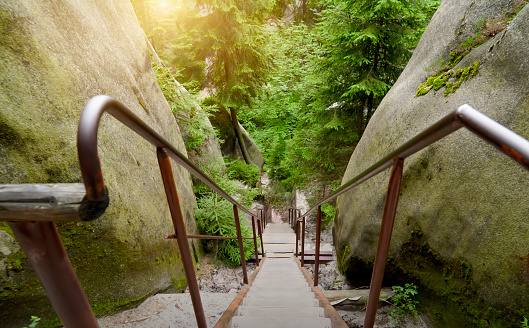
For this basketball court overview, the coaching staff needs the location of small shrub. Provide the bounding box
[152,61,215,151]
[195,194,254,266]
[22,316,40,328]
[388,283,419,323]
[522,317,529,328]
[226,159,261,186]
[321,203,336,230]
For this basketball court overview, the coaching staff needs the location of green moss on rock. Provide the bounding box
[444,82,453,96]
[340,227,526,327]
[415,83,431,97]
[416,61,480,97]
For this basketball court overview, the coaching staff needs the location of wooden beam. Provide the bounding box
[0,183,108,222]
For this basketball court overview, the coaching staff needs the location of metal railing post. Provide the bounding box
[301,217,305,266]
[8,222,98,328]
[257,218,265,258]
[251,216,259,266]
[364,158,404,328]
[233,205,248,284]
[295,219,299,256]
[314,205,322,287]
[156,148,207,328]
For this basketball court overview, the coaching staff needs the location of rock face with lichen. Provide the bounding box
[0,1,200,326]
[209,105,264,169]
[335,1,529,326]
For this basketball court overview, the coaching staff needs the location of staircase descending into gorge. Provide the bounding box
[3,96,529,328]
[221,222,342,328]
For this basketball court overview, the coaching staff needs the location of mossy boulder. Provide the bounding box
[208,104,264,170]
[0,1,200,326]
[335,1,529,326]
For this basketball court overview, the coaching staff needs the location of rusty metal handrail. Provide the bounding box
[301,105,529,219]
[297,104,529,328]
[1,95,263,328]
[77,95,262,326]
[78,95,257,217]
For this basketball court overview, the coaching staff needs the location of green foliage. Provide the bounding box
[152,61,216,151]
[242,0,438,190]
[226,159,260,186]
[522,317,529,328]
[388,283,419,323]
[168,0,273,108]
[314,0,439,113]
[337,244,351,273]
[460,34,486,49]
[320,203,335,230]
[195,194,254,266]
[22,316,40,328]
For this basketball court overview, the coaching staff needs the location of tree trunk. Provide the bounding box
[230,107,251,165]
[359,99,365,132]
[366,41,381,122]
[367,92,374,121]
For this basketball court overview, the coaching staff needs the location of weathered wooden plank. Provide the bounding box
[0,184,108,222]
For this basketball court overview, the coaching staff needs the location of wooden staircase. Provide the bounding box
[216,222,347,328]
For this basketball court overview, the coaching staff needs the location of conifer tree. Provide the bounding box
[314,0,438,125]
[171,0,273,106]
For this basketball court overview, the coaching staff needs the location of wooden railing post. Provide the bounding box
[364,158,404,328]
[233,205,248,284]
[156,148,207,328]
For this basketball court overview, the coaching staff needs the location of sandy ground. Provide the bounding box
[99,258,256,328]
[98,292,236,328]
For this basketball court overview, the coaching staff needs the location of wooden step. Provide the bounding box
[243,297,319,307]
[229,316,331,328]
[235,306,324,318]
[296,255,334,264]
[302,250,333,256]
[245,290,315,300]
[249,285,313,293]
[251,279,308,287]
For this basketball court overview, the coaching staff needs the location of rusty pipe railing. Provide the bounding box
[294,216,306,267]
[78,95,261,327]
[78,95,258,218]
[1,95,262,328]
[301,105,529,219]
[296,104,529,328]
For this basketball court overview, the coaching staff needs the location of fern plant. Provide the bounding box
[522,317,529,328]
[388,283,419,323]
[226,158,261,186]
[320,203,335,230]
[195,194,254,266]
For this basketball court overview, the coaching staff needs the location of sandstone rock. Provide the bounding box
[335,1,529,325]
[209,105,265,169]
[0,1,200,326]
